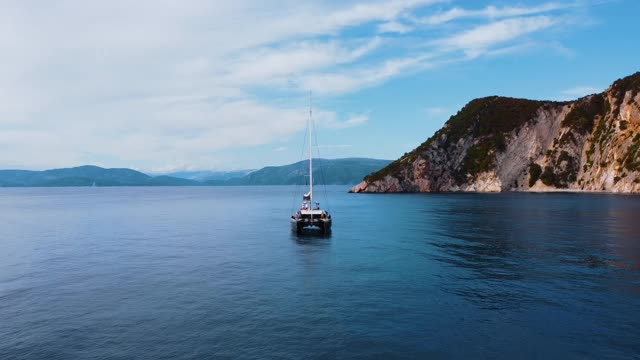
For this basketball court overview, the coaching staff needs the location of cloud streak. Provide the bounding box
[421,2,575,25]
[556,85,604,100]
[436,16,557,57]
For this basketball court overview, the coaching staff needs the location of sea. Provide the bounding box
[0,186,639,359]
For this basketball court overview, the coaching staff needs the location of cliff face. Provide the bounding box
[351,72,640,193]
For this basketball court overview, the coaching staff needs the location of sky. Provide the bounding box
[1,0,639,172]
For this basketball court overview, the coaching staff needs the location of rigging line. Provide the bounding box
[290,128,306,215]
[292,122,308,213]
[311,116,331,213]
[290,117,309,215]
[315,122,330,212]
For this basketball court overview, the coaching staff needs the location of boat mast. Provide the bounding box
[309,92,313,218]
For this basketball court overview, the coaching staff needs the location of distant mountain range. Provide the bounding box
[164,170,255,182]
[206,158,392,186]
[0,158,391,187]
[0,165,201,187]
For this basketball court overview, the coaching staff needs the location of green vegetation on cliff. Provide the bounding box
[540,166,556,186]
[624,134,640,172]
[529,163,542,187]
[445,96,547,145]
[611,72,640,113]
[450,97,552,183]
[562,95,605,134]
[531,151,579,189]
[365,96,551,184]
[363,132,441,183]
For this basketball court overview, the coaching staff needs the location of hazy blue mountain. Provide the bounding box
[206,158,392,186]
[146,176,202,186]
[166,170,255,181]
[0,159,390,187]
[0,165,201,187]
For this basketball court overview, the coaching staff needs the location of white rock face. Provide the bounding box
[351,74,640,194]
[494,105,569,191]
[350,175,401,193]
[458,172,501,192]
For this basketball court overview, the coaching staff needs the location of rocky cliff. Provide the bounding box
[351,72,640,193]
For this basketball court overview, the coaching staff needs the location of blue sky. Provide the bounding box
[1,0,638,172]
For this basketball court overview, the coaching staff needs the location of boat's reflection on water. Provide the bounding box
[291,229,331,273]
[291,228,332,245]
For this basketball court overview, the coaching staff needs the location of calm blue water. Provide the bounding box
[1,187,639,359]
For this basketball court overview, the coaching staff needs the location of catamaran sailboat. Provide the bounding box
[290,97,332,235]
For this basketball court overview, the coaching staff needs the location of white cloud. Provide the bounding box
[0,0,590,170]
[378,21,413,34]
[557,85,603,100]
[424,107,449,116]
[300,15,559,95]
[437,16,557,57]
[221,38,383,86]
[300,55,430,94]
[422,2,573,25]
[319,114,370,129]
[317,144,353,149]
[484,42,538,57]
[317,0,446,32]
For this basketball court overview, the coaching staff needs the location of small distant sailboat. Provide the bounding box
[290,95,332,235]
[91,180,97,187]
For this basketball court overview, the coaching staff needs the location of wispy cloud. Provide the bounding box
[421,2,574,25]
[316,0,446,32]
[300,55,431,94]
[221,37,383,86]
[317,113,370,129]
[556,85,604,100]
[436,16,557,57]
[317,144,353,149]
[377,21,413,34]
[424,107,450,117]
